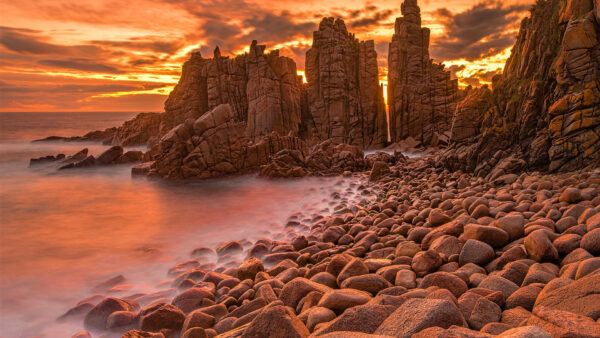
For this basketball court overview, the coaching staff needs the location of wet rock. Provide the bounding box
[279,277,331,309]
[526,306,600,337]
[306,307,336,331]
[370,162,390,182]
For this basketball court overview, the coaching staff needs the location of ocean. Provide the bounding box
[0,112,361,337]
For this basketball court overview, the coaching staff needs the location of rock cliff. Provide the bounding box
[161,41,304,142]
[304,18,387,149]
[388,0,462,145]
[441,0,600,176]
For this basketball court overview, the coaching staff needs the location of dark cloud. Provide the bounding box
[350,9,394,28]
[38,58,125,74]
[243,11,315,43]
[0,26,103,56]
[430,1,529,61]
[0,83,167,94]
[447,64,466,80]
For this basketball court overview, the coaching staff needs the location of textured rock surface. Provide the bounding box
[153,104,306,179]
[161,41,303,142]
[387,0,461,145]
[304,18,387,148]
[440,0,600,175]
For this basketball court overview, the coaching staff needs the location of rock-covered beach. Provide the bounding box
[28,0,600,337]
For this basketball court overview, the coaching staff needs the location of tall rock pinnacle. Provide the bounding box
[304,18,387,148]
[388,0,461,145]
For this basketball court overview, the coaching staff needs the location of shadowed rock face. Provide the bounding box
[161,41,304,143]
[441,0,600,176]
[387,0,461,146]
[153,104,307,179]
[304,18,387,149]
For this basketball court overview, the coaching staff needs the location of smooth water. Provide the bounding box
[0,112,359,337]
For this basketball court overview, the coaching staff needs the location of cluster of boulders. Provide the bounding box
[65,155,600,337]
[30,147,144,170]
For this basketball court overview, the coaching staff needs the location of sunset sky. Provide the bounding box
[0,0,535,112]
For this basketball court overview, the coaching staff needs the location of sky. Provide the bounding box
[0,0,535,112]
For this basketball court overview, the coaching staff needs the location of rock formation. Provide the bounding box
[388,0,461,145]
[150,104,307,179]
[304,18,387,148]
[161,41,304,142]
[441,0,600,176]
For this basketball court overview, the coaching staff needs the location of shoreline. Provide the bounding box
[61,154,600,337]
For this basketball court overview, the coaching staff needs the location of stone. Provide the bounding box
[581,228,600,255]
[478,276,519,299]
[279,278,331,309]
[534,272,600,319]
[241,305,309,338]
[505,285,541,311]
[370,162,390,182]
[106,311,137,332]
[524,230,559,262]
[559,188,582,203]
[317,289,372,313]
[337,258,369,285]
[463,224,509,248]
[182,310,216,332]
[497,326,551,338]
[459,240,495,267]
[237,257,264,281]
[181,327,208,338]
[83,297,138,331]
[312,304,394,335]
[395,241,420,258]
[411,250,442,277]
[171,288,214,314]
[526,306,600,337]
[306,307,336,331]
[395,269,417,289]
[468,297,501,330]
[374,298,466,337]
[341,274,392,295]
[139,303,186,332]
[419,272,468,298]
[96,146,124,165]
[428,209,451,227]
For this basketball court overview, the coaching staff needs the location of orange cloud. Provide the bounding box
[0,0,536,112]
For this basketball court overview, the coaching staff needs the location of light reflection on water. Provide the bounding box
[0,112,362,337]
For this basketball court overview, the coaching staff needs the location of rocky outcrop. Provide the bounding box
[108,113,162,147]
[33,112,161,148]
[160,41,304,142]
[450,86,493,143]
[388,0,461,145]
[152,104,307,179]
[303,18,387,149]
[441,0,600,175]
[259,140,368,178]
